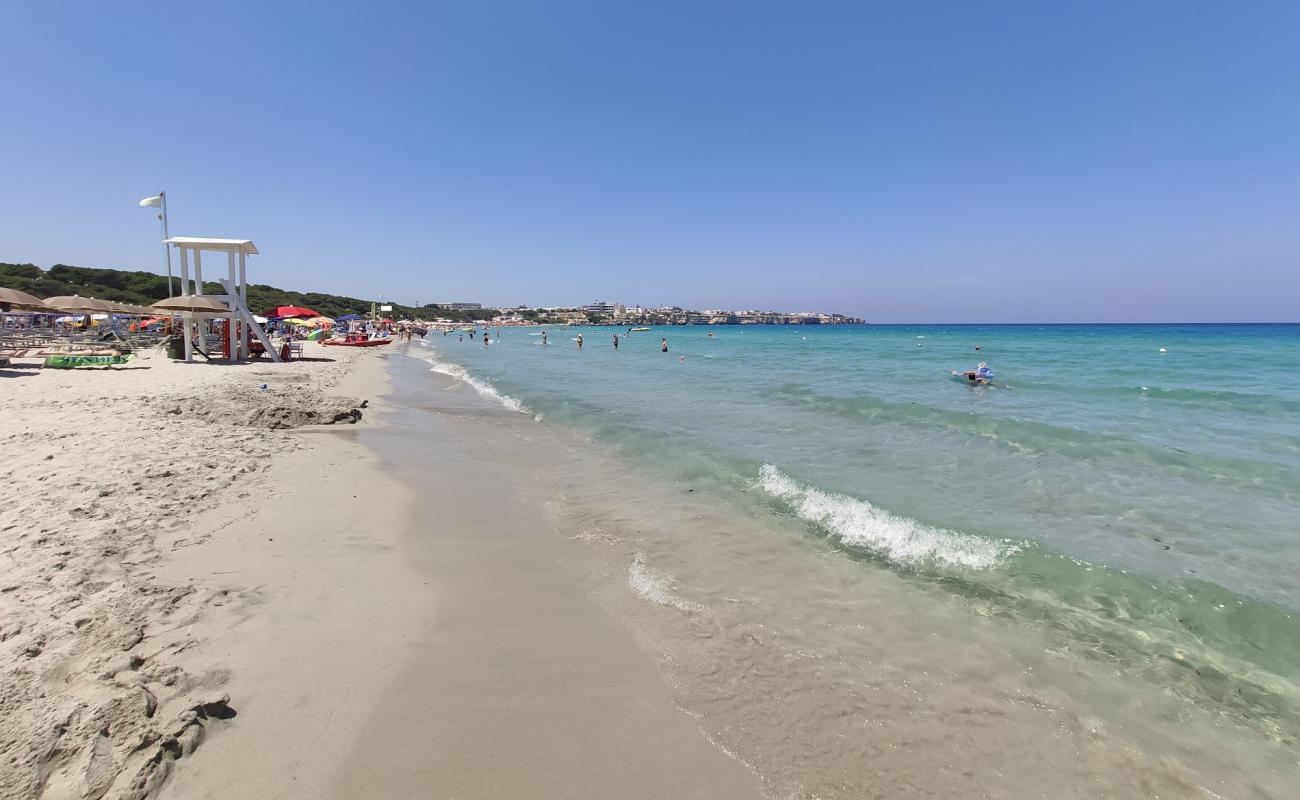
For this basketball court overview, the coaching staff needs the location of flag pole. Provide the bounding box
[160,191,175,296]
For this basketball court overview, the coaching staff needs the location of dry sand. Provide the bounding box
[0,344,380,798]
[2,342,759,799]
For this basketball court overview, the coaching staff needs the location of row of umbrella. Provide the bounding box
[2,293,371,321]
[0,288,230,315]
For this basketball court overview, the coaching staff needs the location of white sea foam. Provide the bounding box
[430,361,531,415]
[628,554,704,613]
[412,350,534,416]
[757,464,1015,570]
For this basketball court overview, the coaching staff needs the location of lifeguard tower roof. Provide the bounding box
[163,237,259,255]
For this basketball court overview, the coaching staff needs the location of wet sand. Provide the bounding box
[330,379,759,798]
[161,348,759,799]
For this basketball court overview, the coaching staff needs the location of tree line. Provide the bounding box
[0,262,488,321]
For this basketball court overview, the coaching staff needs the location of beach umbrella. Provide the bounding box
[263,305,319,318]
[0,286,50,311]
[336,313,361,321]
[43,295,117,313]
[252,315,269,324]
[109,302,157,316]
[152,296,229,313]
[283,318,310,326]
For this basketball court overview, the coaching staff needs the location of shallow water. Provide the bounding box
[400,324,1300,795]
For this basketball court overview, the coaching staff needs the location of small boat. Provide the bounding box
[322,334,394,347]
[630,327,651,332]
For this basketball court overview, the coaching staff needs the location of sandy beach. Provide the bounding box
[0,344,382,798]
[0,343,759,799]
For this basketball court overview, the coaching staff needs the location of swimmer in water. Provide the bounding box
[541,330,548,345]
[483,332,489,347]
[612,333,619,349]
[661,338,669,352]
[576,333,583,349]
[961,362,993,384]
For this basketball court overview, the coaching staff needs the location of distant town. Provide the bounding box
[423,301,865,326]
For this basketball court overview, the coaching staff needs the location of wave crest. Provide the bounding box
[757,464,1015,570]
[414,353,533,416]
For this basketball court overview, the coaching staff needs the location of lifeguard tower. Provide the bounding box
[163,237,280,362]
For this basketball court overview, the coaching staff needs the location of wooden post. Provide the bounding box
[227,250,238,360]
[239,250,248,359]
[178,246,192,363]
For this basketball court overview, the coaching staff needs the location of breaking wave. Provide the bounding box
[628,554,704,613]
[417,354,534,417]
[757,464,1016,570]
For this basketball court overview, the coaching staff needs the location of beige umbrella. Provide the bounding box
[151,296,229,313]
[109,302,158,315]
[0,287,50,311]
[43,295,117,313]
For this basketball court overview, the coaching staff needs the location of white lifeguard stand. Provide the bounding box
[164,237,280,362]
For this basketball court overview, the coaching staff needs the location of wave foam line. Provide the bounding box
[758,464,1016,570]
[420,356,534,417]
[628,554,704,613]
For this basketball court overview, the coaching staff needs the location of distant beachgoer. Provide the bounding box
[661,338,668,352]
[483,332,490,347]
[975,344,981,351]
[707,331,715,338]
[469,330,475,339]
[542,331,548,345]
[458,335,463,342]
[679,355,685,362]
[612,334,619,349]
[576,334,584,349]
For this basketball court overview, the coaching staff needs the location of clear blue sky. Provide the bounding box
[2,1,1297,322]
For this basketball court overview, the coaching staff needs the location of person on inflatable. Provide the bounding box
[963,362,993,384]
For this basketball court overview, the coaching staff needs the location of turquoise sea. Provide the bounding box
[414,323,1300,747]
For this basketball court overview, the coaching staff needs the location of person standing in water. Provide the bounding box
[612,333,619,349]
[576,333,584,349]
[483,331,490,347]
[661,338,669,352]
[541,330,548,345]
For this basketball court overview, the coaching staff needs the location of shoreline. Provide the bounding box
[1,342,760,798]
[324,354,760,798]
[393,337,1299,799]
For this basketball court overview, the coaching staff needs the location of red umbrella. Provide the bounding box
[263,305,320,318]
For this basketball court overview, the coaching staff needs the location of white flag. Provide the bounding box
[139,194,163,208]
